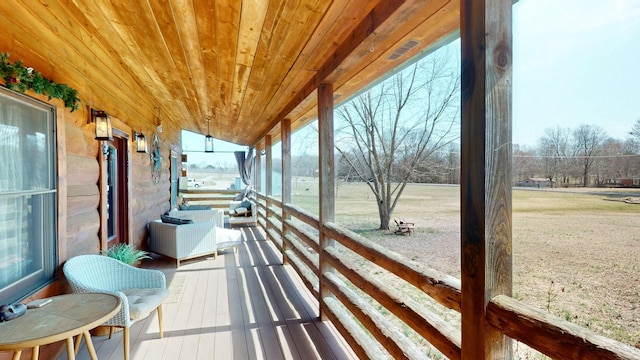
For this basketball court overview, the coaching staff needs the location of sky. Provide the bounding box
[512,0,640,147]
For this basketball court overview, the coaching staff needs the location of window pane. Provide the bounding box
[0,193,56,302]
[0,89,56,304]
[0,97,51,191]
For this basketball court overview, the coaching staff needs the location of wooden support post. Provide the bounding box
[318,82,335,319]
[56,107,68,265]
[281,119,292,265]
[460,0,513,359]
[265,135,273,236]
[255,146,262,193]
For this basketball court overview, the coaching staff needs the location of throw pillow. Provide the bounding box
[233,193,244,201]
[160,215,194,225]
[239,199,252,210]
[179,204,212,211]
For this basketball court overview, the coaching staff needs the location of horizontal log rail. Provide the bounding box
[324,222,461,312]
[283,219,319,253]
[283,233,319,272]
[487,295,640,360]
[283,203,320,230]
[266,216,282,236]
[246,191,637,360]
[266,228,283,251]
[323,297,384,360]
[283,248,319,297]
[323,272,432,360]
[254,194,266,210]
[324,246,461,359]
[181,188,238,195]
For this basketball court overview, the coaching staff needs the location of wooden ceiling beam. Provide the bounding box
[169,0,211,126]
[228,0,270,140]
[213,0,241,134]
[249,0,407,146]
[258,0,376,137]
[193,0,219,135]
[284,0,458,133]
[237,0,317,142]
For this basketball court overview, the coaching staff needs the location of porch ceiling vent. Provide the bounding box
[387,39,420,60]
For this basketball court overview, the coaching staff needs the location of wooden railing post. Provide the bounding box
[318,82,335,320]
[281,119,292,265]
[265,135,272,235]
[460,0,513,359]
[255,146,262,193]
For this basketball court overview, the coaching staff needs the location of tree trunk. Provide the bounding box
[377,200,391,230]
[583,166,589,187]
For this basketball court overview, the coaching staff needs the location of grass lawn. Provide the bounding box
[292,181,640,350]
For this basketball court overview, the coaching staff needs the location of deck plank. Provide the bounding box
[58,226,356,360]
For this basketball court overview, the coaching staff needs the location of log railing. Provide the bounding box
[219,190,640,359]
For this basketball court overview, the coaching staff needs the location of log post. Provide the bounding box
[56,107,68,265]
[281,119,292,265]
[460,0,513,358]
[255,146,262,193]
[265,135,273,235]
[318,82,335,318]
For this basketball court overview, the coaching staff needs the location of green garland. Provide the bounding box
[0,53,80,111]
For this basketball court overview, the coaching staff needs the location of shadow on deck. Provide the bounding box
[60,226,356,360]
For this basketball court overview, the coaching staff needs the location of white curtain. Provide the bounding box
[234,149,255,196]
[0,101,25,289]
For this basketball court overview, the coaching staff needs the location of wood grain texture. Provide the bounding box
[487,295,640,360]
[318,83,335,321]
[1,1,460,145]
[324,247,461,359]
[284,219,320,252]
[323,222,461,312]
[460,0,513,358]
[324,272,430,360]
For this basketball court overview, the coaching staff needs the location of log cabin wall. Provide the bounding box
[0,88,178,360]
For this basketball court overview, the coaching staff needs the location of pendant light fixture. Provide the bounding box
[204,117,214,153]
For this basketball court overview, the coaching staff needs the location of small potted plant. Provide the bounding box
[101,243,151,267]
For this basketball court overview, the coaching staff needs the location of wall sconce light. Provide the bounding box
[90,108,113,141]
[204,118,214,153]
[134,132,148,153]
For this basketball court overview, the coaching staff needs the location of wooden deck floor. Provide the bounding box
[59,226,356,360]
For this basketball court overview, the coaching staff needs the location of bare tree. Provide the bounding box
[572,124,608,187]
[629,118,640,142]
[512,144,537,185]
[335,51,459,229]
[593,138,637,185]
[538,127,576,185]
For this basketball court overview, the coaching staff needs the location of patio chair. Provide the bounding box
[228,198,257,227]
[63,254,169,360]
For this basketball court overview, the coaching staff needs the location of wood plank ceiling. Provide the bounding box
[1,0,459,146]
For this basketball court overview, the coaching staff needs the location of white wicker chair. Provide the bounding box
[168,208,223,227]
[63,254,168,360]
[148,219,242,266]
[148,220,218,266]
